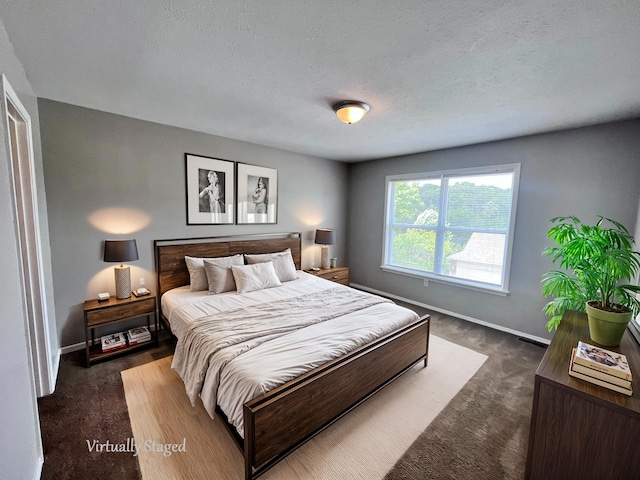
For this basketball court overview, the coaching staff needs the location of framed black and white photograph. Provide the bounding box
[185,154,235,225]
[236,163,278,224]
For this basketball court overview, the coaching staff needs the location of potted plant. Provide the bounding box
[541,216,640,346]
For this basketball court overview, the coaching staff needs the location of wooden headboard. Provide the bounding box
[154,232,302,300]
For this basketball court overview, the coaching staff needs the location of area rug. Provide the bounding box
[121,335,487,480]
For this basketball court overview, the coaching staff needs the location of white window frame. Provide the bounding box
[381,163,521,295]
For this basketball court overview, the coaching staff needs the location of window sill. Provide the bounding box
[380,265,510,296]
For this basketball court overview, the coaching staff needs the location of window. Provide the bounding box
[382,164,520,293]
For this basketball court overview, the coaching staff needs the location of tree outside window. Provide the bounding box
[383,165,520,292]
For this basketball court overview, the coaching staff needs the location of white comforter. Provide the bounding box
[163,272,420,437]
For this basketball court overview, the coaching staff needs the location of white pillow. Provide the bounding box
[185,256,212,291]
[185,254,243,292]
[231,261,282,294]
[244,248,297,282]
[203,255,244,294]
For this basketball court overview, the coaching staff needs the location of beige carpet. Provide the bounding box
[121,335,487,480]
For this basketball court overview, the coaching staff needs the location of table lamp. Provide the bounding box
[104,239,139,299]
[315,229,336,269]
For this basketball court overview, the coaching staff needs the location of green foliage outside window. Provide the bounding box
[390,179,511,273]
[391,228,458,272]
[446,182,512,229]
[392,228,436,271]
[393,182,438,224]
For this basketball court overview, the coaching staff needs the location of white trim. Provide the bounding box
[502,163,520,290]
[1,75,45,469]
[2,75,58,396]
[384,163,522,184]
[33,456,43,480]
[61,341,87,355]
[629,319,640,346]
[351,282,550,346]
[50,348,60,392]
[380,265,509,296]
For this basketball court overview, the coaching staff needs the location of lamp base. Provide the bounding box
[114,265,131,299]
[320,246,330,269]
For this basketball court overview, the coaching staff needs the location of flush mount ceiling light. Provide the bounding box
[332,101,370,124]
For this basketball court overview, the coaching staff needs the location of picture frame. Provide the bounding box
[236,163,278,224]
[185,154,235,225]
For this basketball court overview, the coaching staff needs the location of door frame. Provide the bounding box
[2,74,56,396]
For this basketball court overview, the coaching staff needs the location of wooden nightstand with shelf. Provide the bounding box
[83,292,158,367]
[305,266,350,286]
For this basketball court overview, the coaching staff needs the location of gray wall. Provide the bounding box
[0,18,49,480]
[348,120,640,341]
[38,99,349,348]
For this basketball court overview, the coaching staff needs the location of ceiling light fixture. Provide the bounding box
[332,101,370,124]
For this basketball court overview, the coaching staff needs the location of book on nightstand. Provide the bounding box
[101,332,127,352]
[127,326,151,345]
[569,348,633,396]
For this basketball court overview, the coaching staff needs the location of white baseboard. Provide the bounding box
[61,341,85,355]
[32,455,43,480]
[351,283,550,346]
[46,348,60,395]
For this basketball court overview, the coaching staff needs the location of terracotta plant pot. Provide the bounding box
[585,301,633,347]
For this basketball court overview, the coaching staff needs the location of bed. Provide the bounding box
[155,232,430,480]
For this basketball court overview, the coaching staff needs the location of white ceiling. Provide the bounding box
[1,1,639,162]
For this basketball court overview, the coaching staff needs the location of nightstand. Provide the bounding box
[83,292,158,367]
[305,266,350,286]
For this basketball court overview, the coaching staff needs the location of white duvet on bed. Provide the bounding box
[163,272,420,437]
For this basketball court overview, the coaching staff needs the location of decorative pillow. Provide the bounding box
[185,255,243,292]
[185,256,212,291]
[244,248,297,282]
[231,261,282,294]
[203,255,244,294]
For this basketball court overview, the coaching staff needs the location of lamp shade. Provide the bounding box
[104,239,139,263]
[332,101,370,124]
[315,229,336,246]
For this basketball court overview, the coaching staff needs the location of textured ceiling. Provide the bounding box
[1,1,639,162]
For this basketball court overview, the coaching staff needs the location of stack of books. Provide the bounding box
[127,326,151,345]
[101,332,126,353]
[569,341,633,396]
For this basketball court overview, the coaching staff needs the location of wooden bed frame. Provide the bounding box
[154,232,430,479]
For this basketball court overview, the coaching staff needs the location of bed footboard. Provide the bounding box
[242,315,430,479]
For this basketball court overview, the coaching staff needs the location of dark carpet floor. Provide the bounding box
[37,309,545,480]
[37,335,175,480]
[386,308,546,480]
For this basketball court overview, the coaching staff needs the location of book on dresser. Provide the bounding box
[101,332,127,352]
[574,341,632,380]
[127,326,151,345]
[569,347,633,396]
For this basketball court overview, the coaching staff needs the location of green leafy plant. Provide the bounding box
[541,216,640,331]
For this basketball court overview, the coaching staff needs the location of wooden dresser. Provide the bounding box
[525,310,640,479]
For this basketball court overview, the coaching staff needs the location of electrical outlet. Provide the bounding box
[140,277,146,287]
[423,279,429,287]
